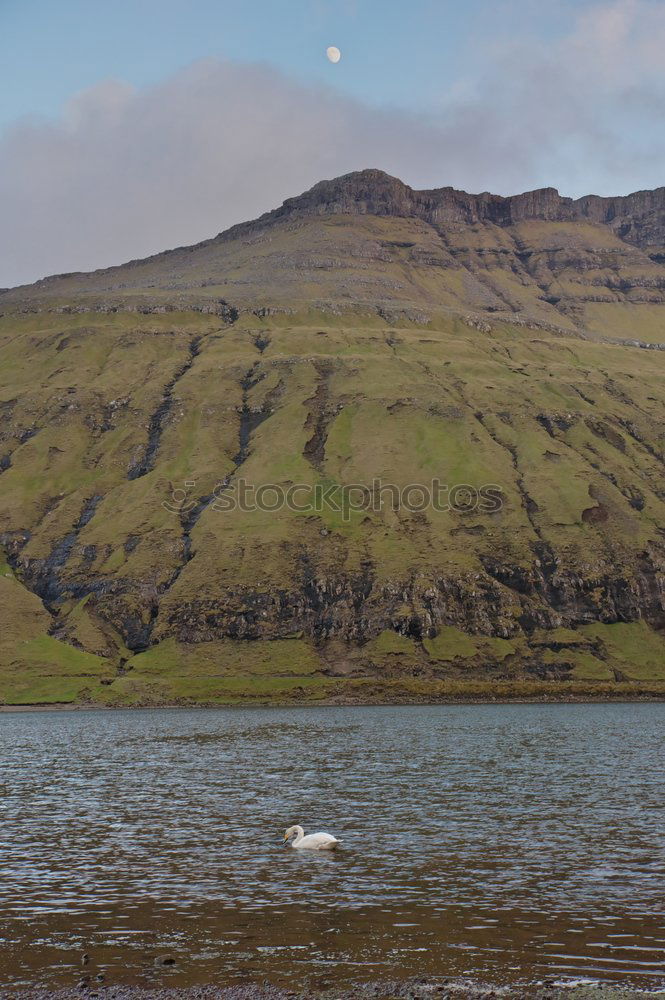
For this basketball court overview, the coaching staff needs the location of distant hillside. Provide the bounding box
[1,170,664,706]
[3,169,665,344]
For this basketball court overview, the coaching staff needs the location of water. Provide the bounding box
[0,704,663,991]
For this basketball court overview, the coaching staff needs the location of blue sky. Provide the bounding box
[1,0,664,286]
[1,0,580,132]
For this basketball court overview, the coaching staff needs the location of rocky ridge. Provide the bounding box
[223,169,665,250]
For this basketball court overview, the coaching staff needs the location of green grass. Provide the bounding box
[568,651,615,681]
[1,245,664,705]
[579,621,665,680]
[366,631,418,656]
[124,637,324,677]
[424,627,479,661]
[0,632,114,706]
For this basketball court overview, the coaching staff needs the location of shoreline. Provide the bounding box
[2,694,665,713]
[2,978,663,999]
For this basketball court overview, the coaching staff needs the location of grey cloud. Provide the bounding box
[2,0,664,287]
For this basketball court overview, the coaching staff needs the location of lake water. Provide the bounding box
[0,704,663,992]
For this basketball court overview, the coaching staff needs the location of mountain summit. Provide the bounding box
[228,168,665,247]
[1,170,664,706]
[4,169,665,343]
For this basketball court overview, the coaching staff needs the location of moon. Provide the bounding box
[326,46,341,64]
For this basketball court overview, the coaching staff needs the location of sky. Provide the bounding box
[1,0,664,287]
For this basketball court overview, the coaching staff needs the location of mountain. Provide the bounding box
[1,169,664,706]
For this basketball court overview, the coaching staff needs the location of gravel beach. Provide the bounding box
[2,979,663,1000]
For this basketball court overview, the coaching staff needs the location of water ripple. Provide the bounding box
[0,703,664,989]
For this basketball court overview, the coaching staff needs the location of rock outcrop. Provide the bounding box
[224,169,665,250]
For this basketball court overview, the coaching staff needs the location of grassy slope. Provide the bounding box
[3,214,665,342]
[1,310,664,705]
[1,211,664,706]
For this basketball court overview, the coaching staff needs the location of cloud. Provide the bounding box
[1,0,664,287]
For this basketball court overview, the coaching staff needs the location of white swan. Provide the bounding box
[283,824,341,851]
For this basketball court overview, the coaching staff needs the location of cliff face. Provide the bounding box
[1,170,664,706]
[231,169,665,249]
